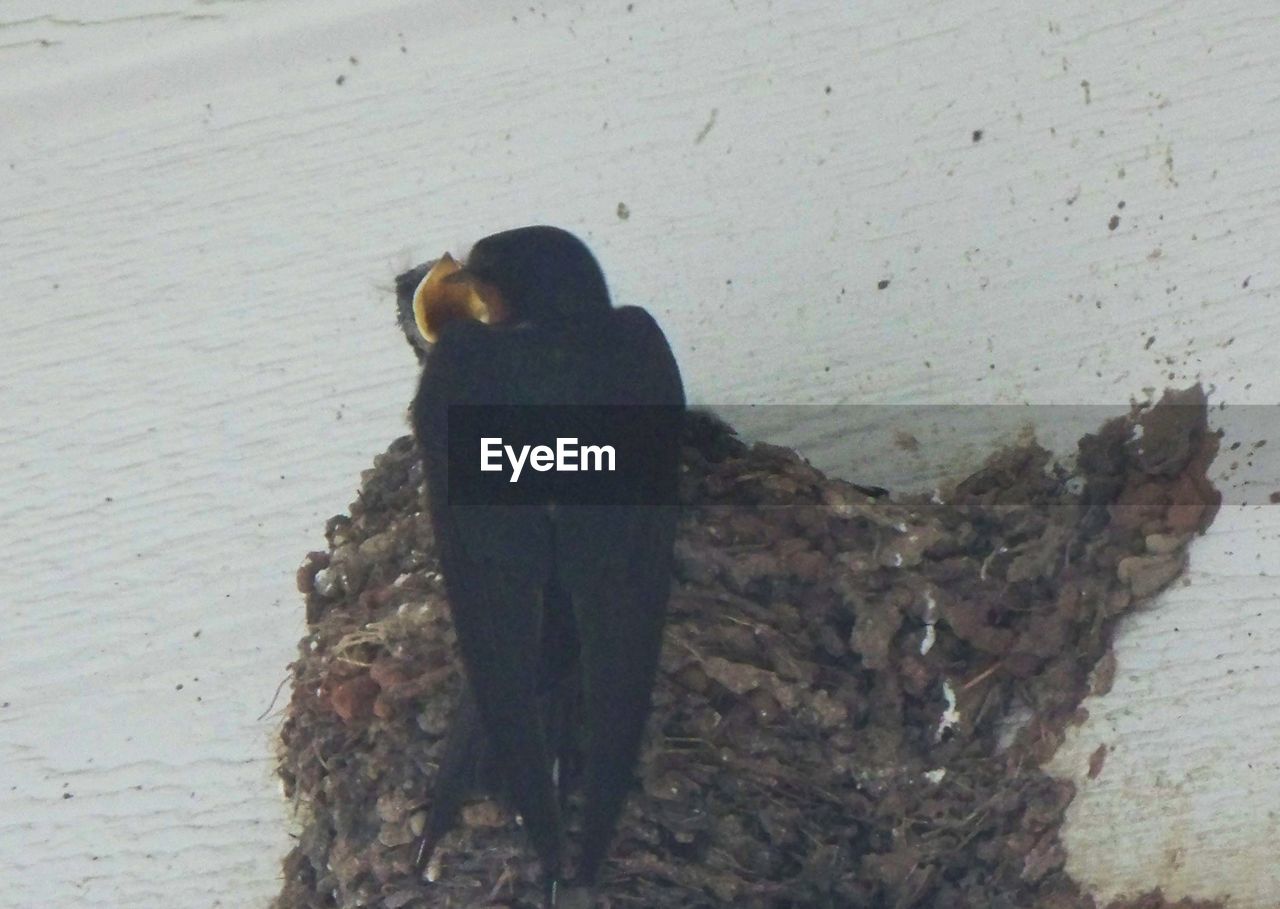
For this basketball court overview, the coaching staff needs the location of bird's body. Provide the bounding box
[404,227,684,905]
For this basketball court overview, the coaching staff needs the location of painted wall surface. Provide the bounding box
[2,2,1276,906]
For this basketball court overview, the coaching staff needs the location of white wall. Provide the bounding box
[2,1,1277,906]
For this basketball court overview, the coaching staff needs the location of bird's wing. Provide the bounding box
[553,306,684,884]
[414,324,566,882]
[414,308,684,890]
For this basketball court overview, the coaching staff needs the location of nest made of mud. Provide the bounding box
[275,387,1221,909]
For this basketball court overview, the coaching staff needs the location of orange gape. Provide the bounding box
[412,252,509,343]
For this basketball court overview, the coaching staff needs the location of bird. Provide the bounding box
[401,226,685,907]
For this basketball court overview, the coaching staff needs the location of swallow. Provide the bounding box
[402,226,684,906]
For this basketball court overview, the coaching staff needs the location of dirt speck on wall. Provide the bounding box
[274,387,1220,908]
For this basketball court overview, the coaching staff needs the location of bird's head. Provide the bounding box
[409,226,611,344]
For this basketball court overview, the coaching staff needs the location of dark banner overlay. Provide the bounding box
[440,402,1274,509]
[445,405,683,506]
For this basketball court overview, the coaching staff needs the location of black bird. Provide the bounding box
[402,226,684,906]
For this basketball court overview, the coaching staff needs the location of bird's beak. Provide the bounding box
[412,252,505,343]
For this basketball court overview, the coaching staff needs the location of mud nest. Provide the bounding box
[275,387,1222,909]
